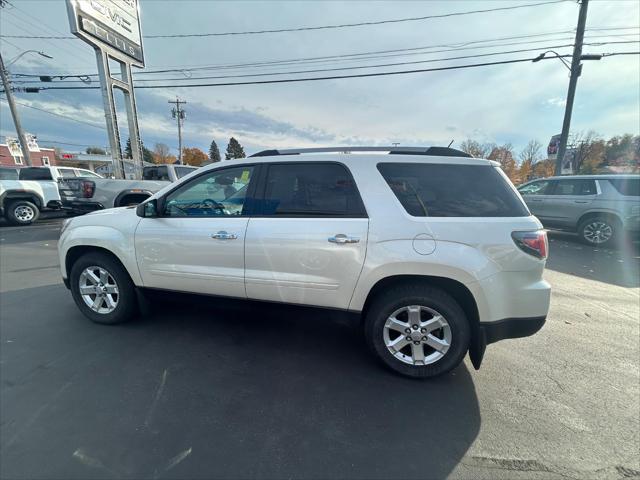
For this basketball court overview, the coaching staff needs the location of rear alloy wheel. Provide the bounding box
[579,217,617,246]
[383,305,452,366]
[6,200,40,226]
[365,285,470,378]
[70,252,137,324]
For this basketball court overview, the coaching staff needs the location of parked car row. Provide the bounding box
[0,164,198,225]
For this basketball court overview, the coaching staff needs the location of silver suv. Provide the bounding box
[518,175,640,246]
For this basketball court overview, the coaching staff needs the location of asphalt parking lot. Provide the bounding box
[1,216,638,480]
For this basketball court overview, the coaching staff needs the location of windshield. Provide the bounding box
[175,166,197,178]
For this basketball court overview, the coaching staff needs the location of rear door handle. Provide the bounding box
[328,234,360,244]
[574,200,589,204]
[211,230,238,240]
[529,199,543,202]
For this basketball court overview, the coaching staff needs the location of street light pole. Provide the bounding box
[0,51,33,165]
[555,0,589,176]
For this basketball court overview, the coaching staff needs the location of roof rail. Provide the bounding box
[249,146,472,158]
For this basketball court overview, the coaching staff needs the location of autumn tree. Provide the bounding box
[153,143,175,164]
[488,143,518,182]
[209,139,221,163]
[225,137,246,160]
[459,139,494,158]
[518,139,543,183]
[182,147,208,166]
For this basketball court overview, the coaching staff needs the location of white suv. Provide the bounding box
[58,147,551,378]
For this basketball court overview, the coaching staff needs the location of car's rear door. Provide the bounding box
[244,162,369,309]
[135,164,257,298]
[542,179,597,227]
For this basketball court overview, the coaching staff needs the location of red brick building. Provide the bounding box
[0,143,57,167]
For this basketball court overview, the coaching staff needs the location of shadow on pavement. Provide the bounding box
[545,231,640,288]
[1,285,481,479]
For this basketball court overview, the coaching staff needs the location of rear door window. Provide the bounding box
[377,163,529,217]
[608,178,640,196]
[260,163,366,217]
[549,179,597,195]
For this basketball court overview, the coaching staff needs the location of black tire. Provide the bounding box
[578,216,620,247]
[5,200,40,226]
[69,252,137,325]
[364,284,470,378]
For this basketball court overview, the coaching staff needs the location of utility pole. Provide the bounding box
[169,97,186,164]
[555,0,589,175]
[0,51,32,165]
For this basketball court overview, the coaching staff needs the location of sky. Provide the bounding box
[1,0,639,158]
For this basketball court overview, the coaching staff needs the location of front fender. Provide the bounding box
[59,225,142,285]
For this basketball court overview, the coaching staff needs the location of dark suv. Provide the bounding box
[518,175,640,246]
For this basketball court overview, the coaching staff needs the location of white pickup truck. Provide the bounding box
[0,178,62,225]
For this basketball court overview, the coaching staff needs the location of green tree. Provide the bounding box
[124,137,154,163]
[209,139,221,163]
[225,137,246,160]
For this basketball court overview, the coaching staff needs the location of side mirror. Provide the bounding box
[137,198,159,218]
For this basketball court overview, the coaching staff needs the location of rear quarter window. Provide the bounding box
[608,178,640,196]
[377,163,529,217]
[18,168,53,180]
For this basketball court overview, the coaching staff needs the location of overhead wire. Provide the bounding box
[0,0,571,39]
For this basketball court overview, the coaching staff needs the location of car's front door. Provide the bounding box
[244,162,369,309]
[135,164,256,298]
[518,179,554,221]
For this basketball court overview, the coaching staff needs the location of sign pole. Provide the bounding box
[121,62,144,178]
[95,49,125,179]
[0,51,32,166]
[554,0,589,176]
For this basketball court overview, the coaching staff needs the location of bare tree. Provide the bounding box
[518,139,543,183]
[459,139,495,158]
[153,143,172,164]
[569,131,604,173]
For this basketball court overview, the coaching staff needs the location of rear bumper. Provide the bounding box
[61,200,104,213]
[469,315,546,369]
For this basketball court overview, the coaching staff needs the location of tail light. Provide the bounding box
[81,180,95,198]
[512,230,548,259]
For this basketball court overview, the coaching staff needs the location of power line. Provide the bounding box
[9,44,580,84]
[0,97,106,129]
[11,40,638,86]
[18,54,582,90]
[0,0,569,40]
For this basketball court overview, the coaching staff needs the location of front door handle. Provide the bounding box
[574,200,589,204]
[328,234,360,244]
[211,230,238,240]
[529,198,543,202]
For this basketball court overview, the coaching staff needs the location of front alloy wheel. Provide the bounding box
[79,266,119,314]
[69,252,137,324]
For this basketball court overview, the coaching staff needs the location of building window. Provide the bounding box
[13,156,23,165]
[41,156,50,166]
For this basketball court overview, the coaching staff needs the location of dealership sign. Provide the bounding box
[547,134,561,160]
[66,0,144,66]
